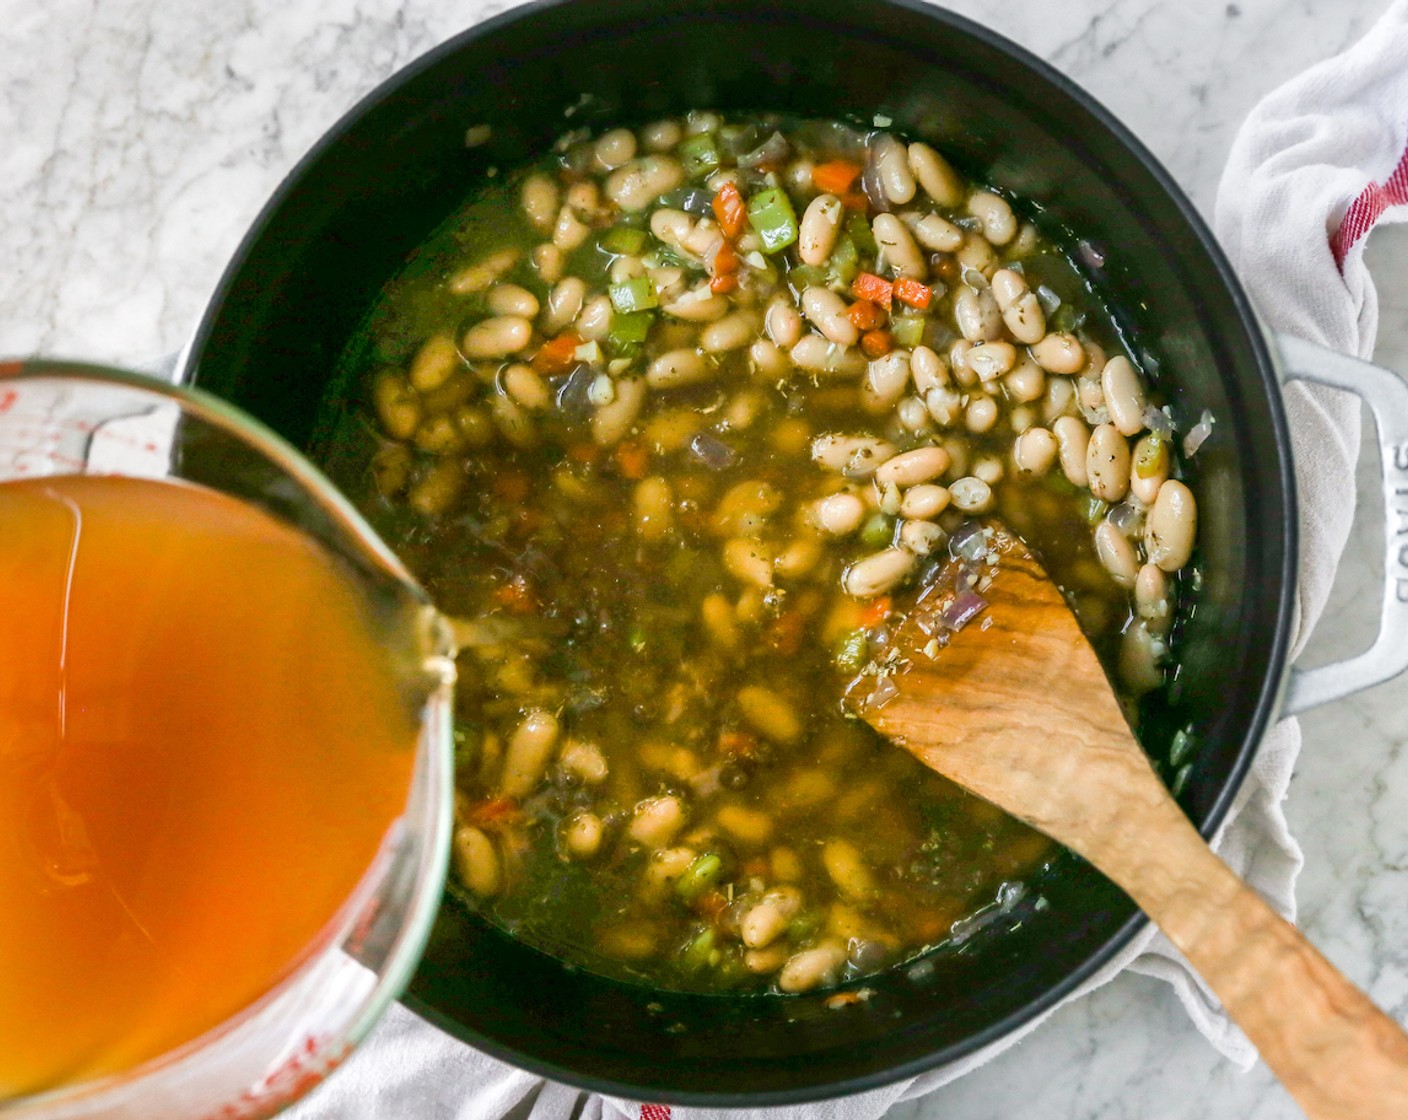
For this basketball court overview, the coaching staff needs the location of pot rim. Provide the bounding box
[181,0,1299,1103]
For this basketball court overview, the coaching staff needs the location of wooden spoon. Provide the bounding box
[852,523,1408,1119]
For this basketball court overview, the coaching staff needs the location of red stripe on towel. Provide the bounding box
[1330,141,1408,267]
[639,1106,672,1120]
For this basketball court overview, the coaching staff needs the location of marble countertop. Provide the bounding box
[5,1,1408,1117]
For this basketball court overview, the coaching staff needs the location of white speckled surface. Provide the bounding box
[5,2,1407,1117]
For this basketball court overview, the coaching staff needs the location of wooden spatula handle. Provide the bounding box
[1090,794,1408,1119]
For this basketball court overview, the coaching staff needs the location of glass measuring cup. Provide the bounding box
[0,360,456,1119]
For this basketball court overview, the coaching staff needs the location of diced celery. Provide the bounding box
[679,925,717,971]
[1134,432,1168,479]
[678,133,722,178]
[1083,496,1109,524]
[675,853,723,902]
[600,226,650,256]
[787,263,828,293]
[846,210,878,255]
[890,317,926,348]
[609,275,658,313]
[834,629,870,674]
[828,234,860,285]
[858,513,894,550]
[609,310,654,347]
[746,188,800,253]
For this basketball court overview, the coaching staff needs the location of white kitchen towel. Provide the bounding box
[285,2,1408,1116]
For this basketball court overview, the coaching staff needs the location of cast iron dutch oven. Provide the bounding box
[181,0,1408,1104]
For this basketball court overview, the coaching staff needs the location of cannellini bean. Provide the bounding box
[1014,427,1058,476]
[897,395,931,432]
[701,592,740,649]
[900,518,945,555]
[1032,332,1086,374]
[873,134,916,204]
[742,888,803,949]
[974,456,1004,486]
[737,685,803,744]
[779,942,848,993]
[872,213,926,279]
[594,127,637,170]
[575,294,614,341]
[1043,374,1078,424]
[701,311,759,353]
[371,444,412,497]
[1004,356,1046,404]
[861,350,912,413]
[463,315,532,359]
[520,173,560,233]
[552,205,590,251]
[609,255,646,284]
[1136,563,1172,632]
[910,345,947,392]
[799,194,844,266]
[592,377,645,445]
[1119,621,1164,694]
[715,803,774,846]
[813,492,866,535]
[967,341,1016,381]
[1087,424,1132,502]
[634,476,674,541]
[413,415,464,456]
[641,119,682,151]
[1130,433,1170,505]
[925,385,963,427]
[605,155,685,211]
[502,363,549,410]
[650,208,694,247]
[1077,376,1107,423]
[663,287,730,322]
[842,548,915,597]
[1094,520,1139,587]
[562,812,604,860]
[682,217,722,258]
[565,180,600,218]
[949,476,993,512]
[542,277,586,335]
[486,283,539,320]
[1101,356,1148,437]
[904,211,964,253]
[823,838,875,899]
[802,287,860,346]
[724,538,774,587]
[647,348,710,388]
[907,141,964,206]
[490,394,534,451]
[530,243,563,283]
[408,335,460,393]
[407,458,464,516]
[750,339,791,379]
[499,710,560,798]
[965,395,999,433]
[765,296,804,348]
[812,434,897,477]
[791,334,866,378]
[900,484,951,519]
[1145,479,1197,571]
[968,190,1017,245]
[957,230,998,277]
[954,286,1002,342]
[628,795,687,848]
[745,945,791,974]
[776,536,822,579]
[1052,416,1091,487]
[559,739,608,785]
[876,445,950,487]
[991,268,1046,344]
[454,825,501,896]
[374,373,422,440]
[449,247,519,294]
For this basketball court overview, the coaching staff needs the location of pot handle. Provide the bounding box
[1275,332,1408,714]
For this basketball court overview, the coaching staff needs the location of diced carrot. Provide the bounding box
[709,272,739,294]
[712,239,741,276]
[718,729,760,758]
[614,439,650,480]
[468,796,522,827]
[813,160,863,195]
[492,575,537,614]
[740,856,770,879]
[567,441,600,464]
[696,890,730,920]
[766,609,806,657]
[860,595,892,628]
[852,271,893,309]
[712,181,748,240]
[860,329,894,358]
[846,298,886,331]
[532,332,582,375]
[893,277,933,310]
[839,191,870,212]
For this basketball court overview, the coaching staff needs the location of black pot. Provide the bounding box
[182,0,1408,1104]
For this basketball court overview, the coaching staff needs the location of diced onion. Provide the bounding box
[1183,409,1215,457]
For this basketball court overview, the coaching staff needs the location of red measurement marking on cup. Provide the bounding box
[0,389,17,414]
[197,1035,351,1120]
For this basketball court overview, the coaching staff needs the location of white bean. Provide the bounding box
[861,350,912,413]
[520,173,560,233]
[594,127,637,170]
[842,548,916,597]
[650,208,694,247]
[1136,563,1173,632]
[1087,423,1131,502]
[1146,479,1197,571]
[1130,433,1170,505]
[991,268,1046,344]
[799,194,845,266]
[876,445,951,487]
[628,795,687,848]
[1094,520,1139,587]
[965,395,999,434]
[605,156,685,211]
[1119,621,1164,694]
[765,296,803,348]
[949,476,993,512]
[873,134,916,204]
[967,341,1017,381]
[647,348,710,388]
[562,812,603,860]
[552,205,591,251]
[811,434,897,476]
[454,825,501,896]
[1032,332,1086,374]
[968,190,1017,246]
[640,119,682,152]
[408,335,460,393]
[900,518,945,555]
[741,888,802,949]
[910,345,947,392]
[872,213,926,279]
[823,838,875,899]
[542,277,586,335]
[1101,356,1148,437]
[953,287,1002,342]
[790,334,865,378]
[904,211,964,253]
[802,287,860,346]
[779,943,847,993]
[531,243,563,284]
[487,283,539,319]
[462,316,532,359]
[449,247,520,294]
[737,685,803,744]
[502,363,549,410]
[1004,356,1046,403]
[701,311,759,353]
[750,338,791,379]
[592,377,645,445]
[813,492,866,535]
[907,142,964,206]
[575,294,613,341]
[900,483,951,519]
[1053,416,1091,487]
[1013,427,1058,476]
[500,710,560,798]
[662,287,730,323]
